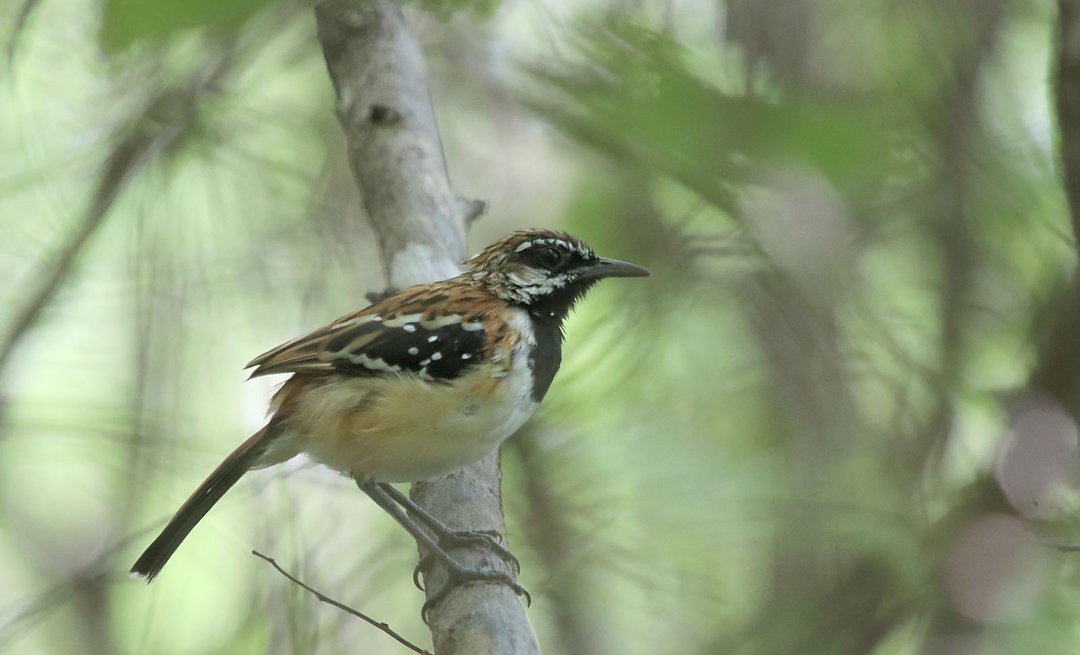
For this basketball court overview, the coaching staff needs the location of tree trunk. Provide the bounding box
[314,2,539,653]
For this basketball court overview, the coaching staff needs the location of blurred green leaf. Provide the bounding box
[100,0,274,52]
[525,15,893,214]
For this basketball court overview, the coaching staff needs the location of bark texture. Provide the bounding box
[314,2,538,653]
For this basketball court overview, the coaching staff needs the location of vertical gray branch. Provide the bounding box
[316,0,479,286]
[313,2,537,653]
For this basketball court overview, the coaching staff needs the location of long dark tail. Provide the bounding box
[131,426,274,581]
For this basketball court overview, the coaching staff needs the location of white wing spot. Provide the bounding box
[402,324,417,333]
[407,347,419,355]
[427,335,438,342]
[431,352,443,361]
[420,314,462,329]
[461,353,471,360]
[346,353,401,372]
[462,322,484,332]
[420,358,431,366]
[384,313,422,328]
[336,314,382,328]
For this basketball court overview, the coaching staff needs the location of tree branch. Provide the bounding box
[313,2,536,653]
[316,0,482,287]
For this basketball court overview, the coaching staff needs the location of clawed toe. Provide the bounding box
[412,561,427,591]
[437,528,520,574]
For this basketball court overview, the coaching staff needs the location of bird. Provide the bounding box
[130,228,649,595]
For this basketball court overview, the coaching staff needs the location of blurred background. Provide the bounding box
[3,0,1080,653]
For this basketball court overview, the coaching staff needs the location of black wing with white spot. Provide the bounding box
[323,318,487,379]
[245,290,492,381]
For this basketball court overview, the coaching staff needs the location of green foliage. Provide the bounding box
[527,16,891,213]
[99,0,275,52]
[4,0,1080,653]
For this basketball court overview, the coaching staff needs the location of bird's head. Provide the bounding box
[466,229,649,321]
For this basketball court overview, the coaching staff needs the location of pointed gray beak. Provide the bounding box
[578,257,651,281]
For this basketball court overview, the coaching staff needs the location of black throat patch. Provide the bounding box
[527,316,563,402]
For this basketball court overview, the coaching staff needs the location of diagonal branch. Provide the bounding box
[313,2,537,653]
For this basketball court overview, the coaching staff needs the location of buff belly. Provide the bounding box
[279,363,538,482]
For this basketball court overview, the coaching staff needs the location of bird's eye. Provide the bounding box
[535,246,565,269]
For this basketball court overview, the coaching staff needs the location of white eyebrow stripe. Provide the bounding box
[514,237,594,259]
[516,238,559,252]
[515,238,574,253]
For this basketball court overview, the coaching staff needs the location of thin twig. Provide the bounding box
[251,550,431,655]
[1042,540,1080,553]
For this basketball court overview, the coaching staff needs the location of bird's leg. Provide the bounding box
[357,481,529,619]
[374,482,520,574]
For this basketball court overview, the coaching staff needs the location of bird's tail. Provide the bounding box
[130,425,275,581]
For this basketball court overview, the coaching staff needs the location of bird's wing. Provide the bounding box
[245,284,504,381]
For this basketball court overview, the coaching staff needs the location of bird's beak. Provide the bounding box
[578,257,651,280]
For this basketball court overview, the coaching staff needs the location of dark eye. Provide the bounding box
[535,246,565,269]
